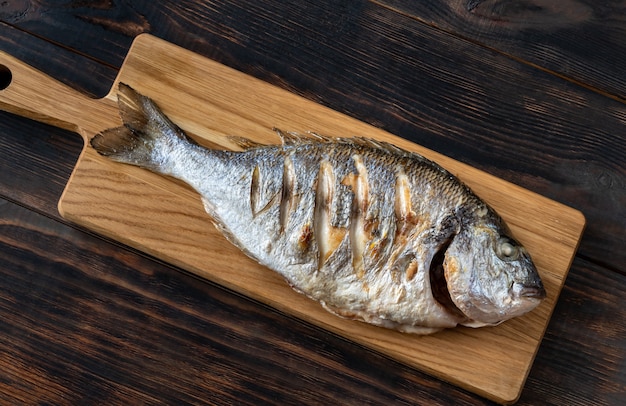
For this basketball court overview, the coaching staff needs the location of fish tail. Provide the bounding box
[90,83,195,169]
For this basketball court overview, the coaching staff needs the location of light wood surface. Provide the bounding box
[0,34,585,404]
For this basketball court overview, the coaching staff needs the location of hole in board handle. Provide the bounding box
[0,65,12,90]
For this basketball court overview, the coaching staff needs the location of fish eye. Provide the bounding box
[497,238,520,261]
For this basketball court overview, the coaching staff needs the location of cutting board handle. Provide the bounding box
[0,51,118,139]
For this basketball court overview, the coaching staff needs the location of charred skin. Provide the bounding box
[91,84,546,334]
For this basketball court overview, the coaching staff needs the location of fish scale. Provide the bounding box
[90,83,546,334]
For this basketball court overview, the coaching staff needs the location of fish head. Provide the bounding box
[442,223,546,326]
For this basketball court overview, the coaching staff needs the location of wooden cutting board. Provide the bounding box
[0,34,585,404]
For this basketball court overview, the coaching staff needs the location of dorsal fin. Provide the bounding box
[273,128,337,145]
[272,128,425,162]
[304,131,337,143]
[274,128,371,146]
[274,127,409,153]
[273,127,310,145]
[227,135,266,150]
[229,129,409,156]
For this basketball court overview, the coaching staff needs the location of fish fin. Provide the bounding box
[227,135,265,150]
[116,83,195,144]
[304,131,336,143]
[272,127,413,156]
[91,83,195,166]
[274,128,305,145]
[90,126,153,164]
[273,128,337,145]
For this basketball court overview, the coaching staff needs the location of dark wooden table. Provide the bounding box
[1,1,624,404]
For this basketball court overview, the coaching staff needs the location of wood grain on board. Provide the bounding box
[0,35,584,403]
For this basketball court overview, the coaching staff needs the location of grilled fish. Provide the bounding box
[91,83,546,334]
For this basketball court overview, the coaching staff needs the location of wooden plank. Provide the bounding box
[0,22,115,97]
[519,257,626,405]
[379,0,626,100]
[0,110,82,217]
[9,0,626,101]
[0,35,584,403]
[2,0,624,272]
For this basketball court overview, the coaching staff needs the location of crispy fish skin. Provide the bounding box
[91,83,546,334]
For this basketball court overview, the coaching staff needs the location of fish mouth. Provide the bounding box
[429,238,467,320]
[516,283,547,300]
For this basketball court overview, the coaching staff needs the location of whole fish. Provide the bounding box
[91,83,546,334]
